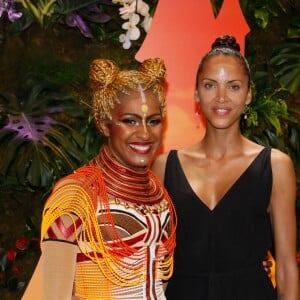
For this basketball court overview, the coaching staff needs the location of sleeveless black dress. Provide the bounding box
[165,148,276,299]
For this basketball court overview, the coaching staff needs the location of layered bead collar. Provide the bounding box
[89,146,164,205]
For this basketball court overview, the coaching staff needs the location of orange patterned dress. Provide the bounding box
[41,146,176,300]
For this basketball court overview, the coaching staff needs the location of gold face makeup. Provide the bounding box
[103,89,163,170]
[138,83,149,133]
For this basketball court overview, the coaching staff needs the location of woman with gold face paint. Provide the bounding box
[40,58,177,300]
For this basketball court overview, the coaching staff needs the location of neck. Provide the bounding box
[89,145,164,204]
[201,129,246,157]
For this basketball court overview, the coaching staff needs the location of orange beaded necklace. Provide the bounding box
[89,145,165,204]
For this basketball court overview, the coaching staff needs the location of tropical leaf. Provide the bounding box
[289,126,300,152]
[240,0,288,29]
[54,0,113,14]
[6,11,34,36]
[0,84,89,188]
[264,128,281,148]
[20,0,115,29]
[240,72,297,153]
[0,137,29,174]
[270,43,300,94]
[254,7,269,29]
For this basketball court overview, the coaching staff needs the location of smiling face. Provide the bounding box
[196,54,251,130]
[99,90,163,170]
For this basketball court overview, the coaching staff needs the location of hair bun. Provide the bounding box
[89,59,120,91]
[90,57,167,122]
[211,35,240,52]
[138,57,166,83]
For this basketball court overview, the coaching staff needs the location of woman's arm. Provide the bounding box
[41,211,81,300]
[269,149,299,299]
[42,240,77,300]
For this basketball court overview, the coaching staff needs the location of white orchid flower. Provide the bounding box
[122,13,141,40]
[119,33,132,49]
[116,0,151,48]
[141,15,152,32]
[137,0,150,17]
[119,1,136,19]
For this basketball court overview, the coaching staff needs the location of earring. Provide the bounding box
[243,105,250,120]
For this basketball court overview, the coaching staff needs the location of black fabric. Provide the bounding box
[165,148,276,299]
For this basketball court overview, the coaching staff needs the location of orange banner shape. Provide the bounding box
[136,0,249,152]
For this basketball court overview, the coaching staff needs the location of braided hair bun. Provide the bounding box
[138,57,166,85]
[211,35,240,52]
[90,58,167,131]
[90,59,120,91]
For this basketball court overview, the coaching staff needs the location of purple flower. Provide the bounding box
[0,0,22,22]
[65,3,113,38]
[65,13,93,38]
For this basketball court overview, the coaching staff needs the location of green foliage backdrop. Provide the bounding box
[0,0,299,298]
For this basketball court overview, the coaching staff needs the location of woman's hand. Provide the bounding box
[262,252,273,276]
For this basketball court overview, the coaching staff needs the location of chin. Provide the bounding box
[131,160,149,170]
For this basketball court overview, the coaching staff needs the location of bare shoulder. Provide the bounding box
[269,148,296,221]
[151,152,171,182]
[270,148,296,189]
[270,148,294,169]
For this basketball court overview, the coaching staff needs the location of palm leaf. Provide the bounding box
[0,84,91,188]
[270,43,300,94]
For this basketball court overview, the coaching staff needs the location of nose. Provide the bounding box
[216,86,227,103]
[136,122,151,139]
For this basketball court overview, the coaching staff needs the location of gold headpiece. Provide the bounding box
[89,58,167,132]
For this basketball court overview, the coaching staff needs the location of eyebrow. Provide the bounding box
[120,113,162,119]
[201,78,243,83]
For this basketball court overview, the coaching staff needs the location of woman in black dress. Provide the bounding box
[152,35,299,299]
